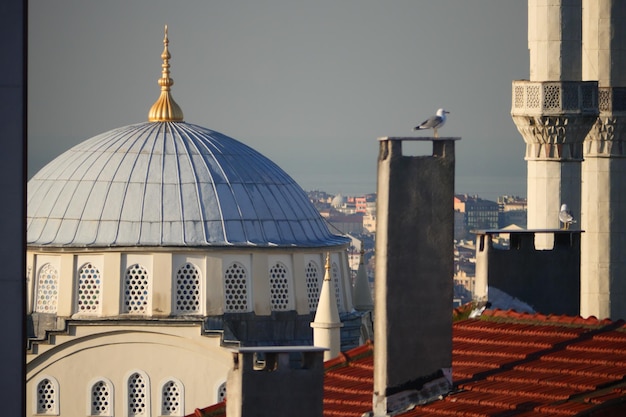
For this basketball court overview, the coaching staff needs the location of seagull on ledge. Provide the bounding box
[414,108,450,138]
[559,204,576,230]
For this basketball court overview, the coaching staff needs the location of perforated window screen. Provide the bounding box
[269,262,290,311]
[224,262,249,312]
[77,263,102,313]
[124,264,149,314]
[175,263,201,313]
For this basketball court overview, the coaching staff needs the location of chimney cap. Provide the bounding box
[377,136,461,142]
[230,346,328,354]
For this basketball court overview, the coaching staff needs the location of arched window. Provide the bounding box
[123,264,150,314]
[332,262,344,312]
[217,382,227,402]
[160,379,184,416]
[89,378,113,416]
[174,262,201,314]
[305,261,321,311]
[77,262,102,314]
[126,371,150,417]
[35,376,59,415]
[36,263,59,313]
[224,262,249,312]
[269,261,291,311]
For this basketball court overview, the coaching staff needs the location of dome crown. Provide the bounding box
[148,25,184,122]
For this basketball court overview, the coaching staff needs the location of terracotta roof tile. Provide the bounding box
[187,311,626,417]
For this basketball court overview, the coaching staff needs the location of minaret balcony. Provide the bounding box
[512,80,598,117]
[584,87,626,157]
[598,87,626,114]
[511,80,599,161]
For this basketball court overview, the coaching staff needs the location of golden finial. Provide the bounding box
[148,25,184,122]
[324,253,331,281]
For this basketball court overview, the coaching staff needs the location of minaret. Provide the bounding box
[352,248,373,311]
[311,253,343,361]
[512,1,597,247]
[580,0,626,319]
[148,25,184,122]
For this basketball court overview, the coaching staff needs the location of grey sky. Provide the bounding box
[28,0,529,201]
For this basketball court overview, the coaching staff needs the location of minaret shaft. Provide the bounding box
[580,0,626,319]
[513,1,597,248]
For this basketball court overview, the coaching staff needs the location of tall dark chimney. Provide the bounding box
[372,137,457,416]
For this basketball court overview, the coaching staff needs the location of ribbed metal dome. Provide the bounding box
[27,121,348,248]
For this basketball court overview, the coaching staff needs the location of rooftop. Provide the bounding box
[190,308,626,417]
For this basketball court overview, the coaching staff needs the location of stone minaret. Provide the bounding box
[581,0,626,319]
[311,253,343,361]
[352,248,374,312]
[512,0,597,248]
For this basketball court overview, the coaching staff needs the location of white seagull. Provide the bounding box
[414,108,450,138]
[559,204,576,230]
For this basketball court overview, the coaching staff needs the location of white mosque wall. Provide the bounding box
[26,247,353,320]
[27,246,353,416]
[26,324,230,417]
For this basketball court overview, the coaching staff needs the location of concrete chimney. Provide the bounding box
[371,137,456,416]
[474,229,582,316]
[225,346,326,417]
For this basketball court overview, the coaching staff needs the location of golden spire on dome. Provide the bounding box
[148,25,184,122]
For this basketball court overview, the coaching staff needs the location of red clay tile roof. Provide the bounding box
[189,309,626,417]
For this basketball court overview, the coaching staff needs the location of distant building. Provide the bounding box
[354,194,376,214]
[326,212,364,235]
[454,194,499,236]
[498,195,527,228]
[454,240,476,301]
[453,210,466,240]
[362,211,376,233]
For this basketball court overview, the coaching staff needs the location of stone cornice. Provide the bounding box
[513,115,598,161]
[584,115,626,157]
[583,88,626,157]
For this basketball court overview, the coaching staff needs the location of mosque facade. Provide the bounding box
[26,28,356,417]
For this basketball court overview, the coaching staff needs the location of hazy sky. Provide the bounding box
[28,0,529,200]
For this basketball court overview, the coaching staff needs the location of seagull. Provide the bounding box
[414,108,450,138]
[559,204,576,230]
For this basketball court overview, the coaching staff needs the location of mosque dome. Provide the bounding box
[27,27,347,249]
[28,122,348,248]
[331,193,346,208]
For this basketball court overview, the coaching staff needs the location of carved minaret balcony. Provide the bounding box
[512,80,598,237]
[584,87,626,157]
[511,80,599,161]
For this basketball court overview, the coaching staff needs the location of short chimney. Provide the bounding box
[474,229,582,316]
[372,137,457,416]
[311,253,344,361]
[225,346,326,417]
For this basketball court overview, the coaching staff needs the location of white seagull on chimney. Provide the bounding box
[414,108,450,138]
